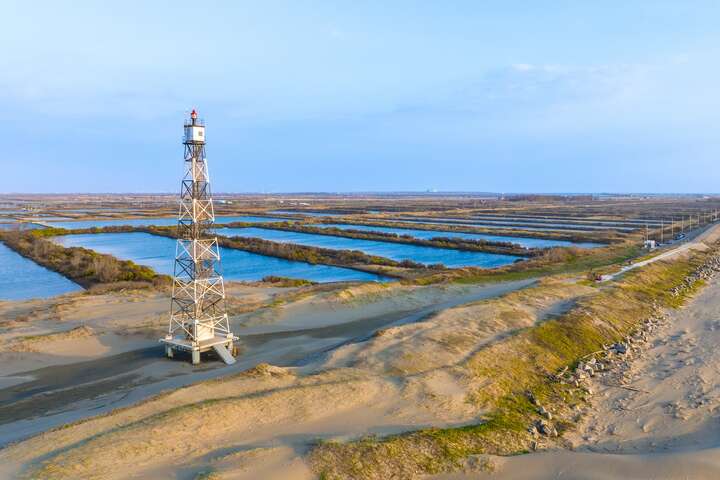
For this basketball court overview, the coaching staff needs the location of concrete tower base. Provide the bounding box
[161,335,236,365]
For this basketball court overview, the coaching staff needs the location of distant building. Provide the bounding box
[643,239,657,249]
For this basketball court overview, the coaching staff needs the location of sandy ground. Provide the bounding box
[0,274,592,479]
[0,283,275,376]
[454,264,720,479]
[4,227,718,479]
[0,277,541,475]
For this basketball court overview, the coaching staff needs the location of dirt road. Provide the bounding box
[602,221,720,282]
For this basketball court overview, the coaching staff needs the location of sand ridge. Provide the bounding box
[478,259,720,479]
[5,245,717,478]
[0,278,570,479]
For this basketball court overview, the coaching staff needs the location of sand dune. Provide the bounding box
[0,277,575,479]
[481,266,720,479]
[3,236,720,479]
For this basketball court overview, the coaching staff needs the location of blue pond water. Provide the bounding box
[468,215,662,227]
[215,227,520,268]
[271,210,340,217]
[23,216,76,222]
[0,242,82,300]
[46,215,291,230]
[387,217,631,232]
[53,232,387,283]
[435,218,636,231]
[316,224,603,249]
[0,222,42,231]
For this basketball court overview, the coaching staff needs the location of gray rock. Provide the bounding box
[537,420,558,437]
[538,406,552,420]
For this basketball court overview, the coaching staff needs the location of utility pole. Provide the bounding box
[660,219,664,244]
[670,217,675,239]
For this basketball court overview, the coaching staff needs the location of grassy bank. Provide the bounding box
[22,225,645,287]
[140,226,430,277]
[219,222,538,257]
[31,225,434,279]
[312,217,624,244]
[404,241,642,287]
[309,246,714,479]
[0,230,169,289]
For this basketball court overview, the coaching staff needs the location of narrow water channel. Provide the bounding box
[314,223,603,249]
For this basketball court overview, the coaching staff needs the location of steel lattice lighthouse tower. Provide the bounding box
[161,109,237,365]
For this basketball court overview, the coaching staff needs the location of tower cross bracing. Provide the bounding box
[161,109,236,365]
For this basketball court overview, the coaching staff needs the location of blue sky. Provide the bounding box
[2,1,719,193]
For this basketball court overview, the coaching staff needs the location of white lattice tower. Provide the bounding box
[161,110,236,364]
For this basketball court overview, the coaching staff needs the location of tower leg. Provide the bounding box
[192,349,200,365]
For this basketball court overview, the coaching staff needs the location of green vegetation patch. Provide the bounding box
[451,242,642,285]
[234,222,538,257]
[309,247,712,479]
[0,230,169,289]
[311,217,623,244]
[260,275,317,287]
